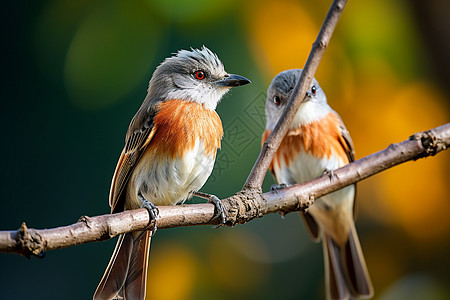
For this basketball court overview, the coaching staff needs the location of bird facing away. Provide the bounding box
[94,47,251,300]
[263,69,373,300]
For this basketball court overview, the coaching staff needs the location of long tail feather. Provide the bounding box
[324,234,350,300]
[124,231,151,300]
[323,225,373,300]
[94,231,151,300]
[342,224,373,298]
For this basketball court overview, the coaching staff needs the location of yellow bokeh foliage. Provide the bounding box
[146,241,198,300]
[244,0,318,80]
[349,78,450,244]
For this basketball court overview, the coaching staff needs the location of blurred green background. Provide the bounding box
[1,0,449,299]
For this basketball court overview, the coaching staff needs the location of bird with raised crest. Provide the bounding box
[94,46,251,300]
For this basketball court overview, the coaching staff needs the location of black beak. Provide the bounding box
[215,74,251,87]
[302,91,312,103]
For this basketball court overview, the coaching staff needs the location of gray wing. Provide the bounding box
[109,95,159,213]
[334,112,358,217]
[337,119,355,163]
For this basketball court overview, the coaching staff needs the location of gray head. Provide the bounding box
[265,69,330,129]
[148,46,251,110]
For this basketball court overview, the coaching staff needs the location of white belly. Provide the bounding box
[273,148,354,214]
[274,149,344,185]
[127,139,216,208]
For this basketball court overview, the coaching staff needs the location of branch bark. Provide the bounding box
[1,123,448,257]
[1,0,448,261]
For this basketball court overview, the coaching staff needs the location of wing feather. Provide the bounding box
[333,111,358,217]
[334,113,355,163]
[109,96,159,213]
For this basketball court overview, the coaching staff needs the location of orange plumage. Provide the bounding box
[152,99,223,159]
[262,112,350,171]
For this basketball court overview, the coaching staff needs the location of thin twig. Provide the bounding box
[1,123,448,257]
[243,0,348,190]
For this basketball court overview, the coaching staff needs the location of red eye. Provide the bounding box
[195,70,205,80]
[311,86,317,95]
[273,96,281,105]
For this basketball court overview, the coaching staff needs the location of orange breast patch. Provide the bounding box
[262,112,349,170]
[151,99,223,159]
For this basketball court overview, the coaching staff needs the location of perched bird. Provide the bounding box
[262,69,373,300]
[94,47,251,300]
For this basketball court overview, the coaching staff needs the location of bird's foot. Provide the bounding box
[269,184,290,219]
[194,191,226,227]
[138,192,159,236]
[270,183,290,193]
[323,169,336,182]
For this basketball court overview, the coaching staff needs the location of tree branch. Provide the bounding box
[1,0,448,262]
[243,0,348,190]
[263,123,450,213]
[1,123,448,257]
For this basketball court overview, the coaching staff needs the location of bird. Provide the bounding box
[262,69,373,300]
[94,46,251,300]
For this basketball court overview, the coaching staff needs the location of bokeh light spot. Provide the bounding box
[145,0,238,24]
[147,241,198,300]
[207,230,270,292]
[348,79,450,244]
[245,0,318,79]
[341,0,427,78]
[378,274,450,300]
[64,1,161,110]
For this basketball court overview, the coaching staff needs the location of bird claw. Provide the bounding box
[209,195,226,228]
[138,192,159,236]
[194,191,226,226]
[270,183,289,193]
[324,169,336,182]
